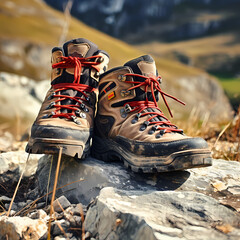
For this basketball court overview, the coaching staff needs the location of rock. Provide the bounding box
[53,196,71,213]
[0,131,13,152]
[32,79,50,102]
[85,187,240,240]
[5,203,18,212]
[0,39,51,80]
[64,206,83,227]
[0,195,12,203]
[28,209,47,220]
[172,74,233,121]
[0,72,49,131]
[0,151,43,177]
[0,216,47,240]
[54,236,66,240]
[51,219,70,236]
[0,72,40,121]
[37,155,240,211]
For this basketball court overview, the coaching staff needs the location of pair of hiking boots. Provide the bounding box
[26,38,212,173]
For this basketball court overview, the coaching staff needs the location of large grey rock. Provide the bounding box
[0,72,49,123]
[0,151,43,177]
[0,216,47,240]
[37,155,240,212]
[85,187,240,240]
[0,39,51,80]
[171,74,233,121]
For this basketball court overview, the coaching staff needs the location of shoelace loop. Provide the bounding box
[47,55,102,121]
[123,73,185,133]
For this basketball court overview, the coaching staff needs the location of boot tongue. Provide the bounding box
[124,55,157,78]
[124,55,166,124]
[124,55,159,102]
[63,38,98,58]
[54,39,99,114]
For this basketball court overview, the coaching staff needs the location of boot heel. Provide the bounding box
[91,136,121,162]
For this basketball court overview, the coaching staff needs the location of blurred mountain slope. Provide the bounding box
[0,0,232,124]
[0,0,211,81]
[137,32,240,111]
[0,0,142,79]
[44,0,240,42]
[137,32,240,75]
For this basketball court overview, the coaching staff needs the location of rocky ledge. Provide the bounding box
[0,152,239,239]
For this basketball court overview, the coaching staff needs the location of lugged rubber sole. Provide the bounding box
[92,136,212,173]
[26,137,90,159]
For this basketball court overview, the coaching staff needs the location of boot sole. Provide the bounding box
[26,137,90,159]
[92,136,212,173]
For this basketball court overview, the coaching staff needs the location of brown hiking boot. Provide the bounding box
[92,55,212,173]
[26,38,109,158]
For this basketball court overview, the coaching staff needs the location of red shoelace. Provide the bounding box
[123,73,185,134]
[47,55,102,122]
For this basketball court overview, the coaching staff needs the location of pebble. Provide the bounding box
[28,209,47,220]
[51,219,70,236]
[52,196,71,213]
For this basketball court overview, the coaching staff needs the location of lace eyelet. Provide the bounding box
[155,134,161,139]
[121,89,131,97]
[42,114,49,119]
[143,121,150,126]
[118,75,126,81]
[48,93,55,100]
[46,102,55,110]
[148,130,154,135]
[136,113,141,119]
[71,115,81,125]
[97,57,104,63]
[75,110,80,116]
[80,112,86,118]
[160,129,166,135]
[94,72,100,78]
[131,118,138,124]
[139,125,146,131]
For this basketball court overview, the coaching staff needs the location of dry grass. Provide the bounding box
[175,106,240,162]
[48,147,63,240]
[6,153,30,216]
[137,33,240,58]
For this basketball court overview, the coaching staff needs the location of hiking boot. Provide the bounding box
[26,38,109,158]
[92,55,212,173]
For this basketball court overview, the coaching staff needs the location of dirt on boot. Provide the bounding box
[26,38,109,158]
[93,55,212,173]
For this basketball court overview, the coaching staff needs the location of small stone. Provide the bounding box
[54,236,66,240]
[17,202,26,208]
[211,181,227,192]
[51,219,70,236]
[52,196,71,213]
[5,203,18,211]
[0,196,12,203]
[70,237,78,240]
[9,210,16,217]
[37,202,45,209]
[28,209,47,220]
[215,224,235,234]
